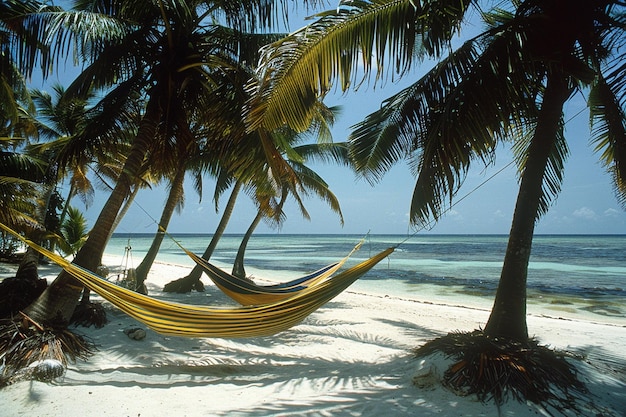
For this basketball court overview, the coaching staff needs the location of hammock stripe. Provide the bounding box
[0,222,393,338]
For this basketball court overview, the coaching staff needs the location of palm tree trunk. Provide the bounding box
[134,164,186,292]
[77,183,141,306]
[163,181,242,293]
[232,187,288,279]
[22,97,161,325]
[15,248,41,282]
[106,184,141,244]
[484,74,571,341]
[59,183,76,227]
[231,211,263,279]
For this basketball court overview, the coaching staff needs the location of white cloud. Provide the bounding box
[604,208,621,217]
[572,207,597,220]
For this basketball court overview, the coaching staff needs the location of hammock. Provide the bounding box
[0,222,394,338]
[182,238,364,306]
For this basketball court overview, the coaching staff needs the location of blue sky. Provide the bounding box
[35,4,626,236]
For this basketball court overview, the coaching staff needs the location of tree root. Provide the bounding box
[163,275,205,293]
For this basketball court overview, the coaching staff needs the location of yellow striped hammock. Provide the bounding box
[0,222,394,338]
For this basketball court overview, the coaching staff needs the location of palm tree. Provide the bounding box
[163,109,347,293]
[349,0,626,341]
[0,1,326,377]
[0,0,43,131]
[14,0,310,327]
[28,85,98,222]
[133,160,192,293]
[57,206,89,257]
[0,139,45,230]
[0,0,44,230]
[248,0,626,406]
[131,27,292,292]
[231,141,349,279]
[163,176,243,293]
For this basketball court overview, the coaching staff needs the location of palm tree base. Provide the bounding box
[413,330,588,413]
[0,315,95,388]
[70,300,108,328]
[163,275,205,293]
[0,275,47,319]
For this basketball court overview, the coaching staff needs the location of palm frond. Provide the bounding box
[1,0,58,79]
[589,73,626,208]
[413,331,587,410]
[209,24,287,66]
[511,115,569,219]
[290,161,344,225]
[247,0,472,132]
[351,25,541,226]
[293,142,351,167]
[0,316,95,387]
[41,9,131,69]
[60,206,89,256]
[209,0,326,33]
[349,81,423,183]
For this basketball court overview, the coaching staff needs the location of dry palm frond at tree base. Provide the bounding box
[0,313,95,387]
[413,330,590,415]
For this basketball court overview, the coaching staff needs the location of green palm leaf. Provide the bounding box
[589,73,626,208]
[247,0,471,132]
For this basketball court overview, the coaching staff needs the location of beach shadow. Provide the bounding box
[373,317,446,342]
[566,345,626,415]
[570,344,626,384]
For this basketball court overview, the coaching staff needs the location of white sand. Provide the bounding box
[2,256,625,417]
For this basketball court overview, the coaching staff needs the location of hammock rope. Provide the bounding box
[0,222,394,338]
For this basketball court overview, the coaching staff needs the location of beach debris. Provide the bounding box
[0,359,66,386]
[412,361,439,389]
[0,314,95,387]
[28,359,65,382]
[124,327,146,340]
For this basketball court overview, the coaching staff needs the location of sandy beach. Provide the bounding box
[2,255,625,417]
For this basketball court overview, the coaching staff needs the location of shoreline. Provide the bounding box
[3,251,625,329]
[2,255,625,416]
[104,253,626,328]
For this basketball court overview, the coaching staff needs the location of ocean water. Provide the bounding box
[105,233,626,323]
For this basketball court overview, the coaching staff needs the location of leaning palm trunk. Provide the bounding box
[163,181,242,293]
[22,99,162,326]
[0,248,47,319]
[105,184,141,244]
[77,184,141,308]
[134,164,186,292]
[484,74,572,341]
[231,211,263,279]
[15,248,41,282]
[232,188,287,279]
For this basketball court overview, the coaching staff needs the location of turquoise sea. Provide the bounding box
[105,233,626,324]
